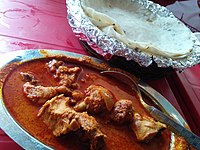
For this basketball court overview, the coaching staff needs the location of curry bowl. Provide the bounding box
[0,49,189,149]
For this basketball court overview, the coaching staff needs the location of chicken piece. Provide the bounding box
[55,65,81,86]
[72,90,84,101]
[75,85,115,114]
[46,59,81,87]
[131,113,166,142]
[46,59,64,73]
[23,82,72,104]
[110,99,134,125]
[38,95,81,136]
[38,94,105,150]
[20,72,39,85]
[77,112,106,150]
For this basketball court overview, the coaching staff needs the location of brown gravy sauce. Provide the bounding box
[2,58,171,150]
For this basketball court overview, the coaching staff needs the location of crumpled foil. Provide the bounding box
[66,0,200,70]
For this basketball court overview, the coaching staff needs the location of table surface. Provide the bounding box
[0,0,200,149]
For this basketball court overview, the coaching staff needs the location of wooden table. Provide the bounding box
[0,0,199,149]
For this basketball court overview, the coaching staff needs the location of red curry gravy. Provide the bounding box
[2,57,173,150]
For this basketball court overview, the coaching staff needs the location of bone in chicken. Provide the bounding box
[131,112,166,142]
[38,94,105,150]
[20,72,39,85]
[23,82,72,104]
[46,59,81,87]
[75,85,115,114]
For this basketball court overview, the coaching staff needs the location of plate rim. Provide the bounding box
[0,49,188,149]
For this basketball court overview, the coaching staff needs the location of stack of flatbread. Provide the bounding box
[81,0,197,59]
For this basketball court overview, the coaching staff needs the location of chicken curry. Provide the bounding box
[1,56,188,150]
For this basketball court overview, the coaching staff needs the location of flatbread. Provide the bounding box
[81,0,195,59]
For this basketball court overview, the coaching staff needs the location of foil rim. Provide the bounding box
[66,0,200,70]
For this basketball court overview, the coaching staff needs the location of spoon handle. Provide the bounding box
[149,106,200,150]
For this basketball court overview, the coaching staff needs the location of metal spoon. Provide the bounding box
[101,70,200,150]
